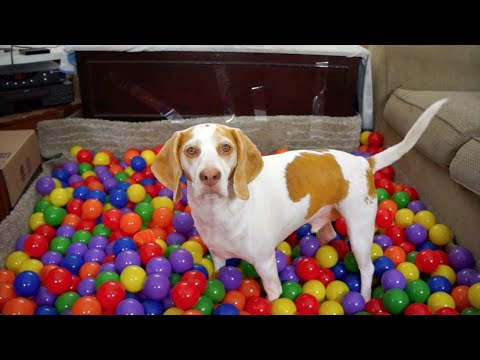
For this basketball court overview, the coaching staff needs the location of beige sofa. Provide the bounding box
[370,45,480,268]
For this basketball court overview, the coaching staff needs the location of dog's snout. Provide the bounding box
[199,168,221,186]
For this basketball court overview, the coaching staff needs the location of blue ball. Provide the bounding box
[35,305,58,315]
[427,275,452,293]
[141,178,156,186]
[113,237,138,255]
[179,173,187,184]
[52,168,69,182]
[226,258,241,267]
[373,256,395,278]
[87,189,107,204]
[416,241,437,251]
[343,273,361,292]
[330,262,347,280]
[192,264,209,279]
[296,223,312,240]
[60,254,84,275]
[13,271,41,297]
[143,300,164,315]
[109,189,129,208]
[130,156,147,172]
[116,182,131,192]
[73,186,90,201]
[213,303,240,315]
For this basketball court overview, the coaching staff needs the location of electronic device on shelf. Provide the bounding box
[0,61,66,91]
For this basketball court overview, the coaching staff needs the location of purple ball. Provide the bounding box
[405,224,427,245]
[115,250,141,272]
[407,200,427,214]
[161,292,174,310]
[83,248,106,263]
[115,298,145,315]
[185,227,199,238]
[292,256,306,267]
[169,249,193,273]
[166,232,186,246]
[105,242,115,255]
[56,225,75,239]
[275,250,287,273]
[63,161,79,176]
[35,177,55,195]
[456,268,479,286]
[142,274,170,300]
[146,256,172,276]
[67,174,83,186]
[15,234,29,251]
[41,251,63,265]
[99,262,116,273]
[94,165,109,176]
[299,235,320,257]
[217,266,242,291]
[120,207,133,215]
[341,291,366,315]
[158,188,174,199]
[88,235,109,250]
[381,269,407,291]
[34,286,57,306]
[373,234,393,250]
[180,187,189,206]
[103,177,118,192]
[66,242,88,257]
[280,265,300,283]
[448,246,475,271]
[172,212,194,234]
[77,277,96,297]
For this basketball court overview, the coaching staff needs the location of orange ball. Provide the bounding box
[451,285,471,311]
[87,181,104,192]
[133,229,157,247]
[0,282,17,310]
[0,269,15,284]
[79,262,101,280]
[150,227,168,241]
[183,309,203,315]
[62,213,81,228]
[184,205,192,214]
[223,290,247,311]
[378,199,399,216]
[109,164,124,175]
[71,296,102,315]
[2,297,36,315]
[239,279,261,299]
[39,264,59,282]
[119,212,143,235]
[152,207,174,228]
[124,148,141,166]
[384,246,407,267]
[81,199,104,220]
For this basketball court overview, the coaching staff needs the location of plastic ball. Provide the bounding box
[245,296,271,315]
[49,188,70,207]
[213,303,240,315]
[468,283,480,309]
[299,235,320,257]
[428,224,452,246]
[451,285,471,311]
[373,256,395,278]
[341,291,365,315]
[295,293,319,315]
[302,279,326,302]
[415,250,440,274]
[394,208,414,228]
[35,305,58,315]
[375,209,393,228]
[115,298,145,315]
[313,245,337,269]
[318,300,344,315]
[391,191,410,209]
[272,298,297,315]
[296,257,320,281]
[36,177,56,195]
[6,251,30,274]
[120,265,147,293]
[360,130,372,145]
[396,262,420,283]
[413,210,436,230]
[427,292,455,313]
[13,270,41,297]
[368,131,383,147]
[448,246,475,271]
[217,266,242,291]
[0,270,15,284]
[383,288,409,314]
[404,303,432,315]
[2,297,36,315]
[456,268,479,287]
[95,270,120,289]
[325,280,349,302]
[71,296,102,315]
[407,200,427,214]
[427,275,452,294]
[373,234,393,250]
[24,234,49,258]
[405,224,427,245]
[431,264,456,285]
[119,212,143,235]
[55,291,80,313]
[276,241,292,258]
[383,246,406,267]
[376,188,389,203]
[203,279,226,303]
[381,269,407,291]
[171,280,201,310]
[19,258,43,274]
[0,282,17,311]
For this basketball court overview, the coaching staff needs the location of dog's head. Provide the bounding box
[151,124,264,203]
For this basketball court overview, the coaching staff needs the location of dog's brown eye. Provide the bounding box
[222,144,232,153]
[186,147,197,156]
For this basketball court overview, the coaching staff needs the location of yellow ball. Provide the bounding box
[325,280,349,302]
[19,259,44,274]
[431,264,456,285]
[395,208,414,228]
[155,239,168,253]
[468,283,480,309]
[70,145,83,157]
[127,184,146,203]
[65,187,74,199]
[151,196,174,210]
[120,265,147,293]
[124,166,135,176]
[198,258,215,279]
[103,203,114,212]
[81,170,97,180]
[6,251,30,274]
[371,243,384,261]
[303,280,326,302]
[141,150,156,166]
[93,151,111,166]
[413,210,436,230]
[49,188,70,207]
[276,241,292,258]
[271,298,297,315]
[52,178,62,189]
[181,240,204,264]
[360,131,372,146]
[29,212,46,231]
[164,307,184,315]
[427,292,455,313]
[428,224,452,246]
[315,245,338,268]
[396,262,420,283]
[319,300,344,315]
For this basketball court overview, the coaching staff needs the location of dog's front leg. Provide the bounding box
[254,255,282,301]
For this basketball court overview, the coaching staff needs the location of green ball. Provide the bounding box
[376,188,389,203]
[193,295,214,315]
[391,191,411,209]
[114,172,129,182]
[144,194,152,203]
[461,307,480,315]
[55,291,80,313]
[204,279,226,303]
[240,261,259,279]
[355,311,372,315]
[383,288,409,314]
[173,210,182,216]
[204,253,213,262]
[71,230,92,244]
[92,224,111,237]
[34,199,52,213]
[281,281,302,301]
[50,236,71,256]
[405,280,430,303]
[43,205,67,227]
[95,271,120,289]
[344,252,359,273]
[291,245,301,259]
[169,273,182,287]
[165,244,181,259]
[406,251,418,264]
[78,162,93,174]
[372,285,385,299]
[135,202,154,223]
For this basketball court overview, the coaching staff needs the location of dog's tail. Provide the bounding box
[369,98,448,173]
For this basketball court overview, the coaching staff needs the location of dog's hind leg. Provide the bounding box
[254,254,282,302]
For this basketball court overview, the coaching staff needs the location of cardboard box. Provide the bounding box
[0,130,42,220]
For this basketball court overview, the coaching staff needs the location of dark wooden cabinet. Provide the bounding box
[76,51,361,121]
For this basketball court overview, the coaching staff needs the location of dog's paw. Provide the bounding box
[265,284,282,302]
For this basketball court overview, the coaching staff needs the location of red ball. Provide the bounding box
[131,172,145,184]
[244,296,272,315]
[434,307,459,315]
[171,281,201,310]
[334,217,348,236]
[174,201,185,212]
[102,209,123,230]
[69,275,80,292]
[138,243,163,265]
[377,166,395,180]
[109,229,128,242]
[386,225,406,246]
[181,270,208,294]
[144,184,158,199]
[66,198,84,217]
[404,303,432,315]
[154,145,163,155]
[403,186,419,201]
[142,165,154,179]
[44,267,73,295]
[295,293,319,315]
[399,241,416,254]
[102,254,116,264]
[96,281,126,309]
[415,250,440,274]
[329,240,350,261]
[368,132,384,147]
[365,298,389,315]
[316,268,336,287]
[285,232,299,248]
[76,149,93,164]
[435,250,450,265]
[376,178,395,196]
[295,257,320,281]
[76,219,96,233]
[375,209,394,228]
[23,234,49,258]
[34,224,56,243]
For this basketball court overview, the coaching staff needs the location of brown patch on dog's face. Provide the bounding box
[286,152,349,219]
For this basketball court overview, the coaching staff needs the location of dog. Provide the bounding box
[151,98,447,302]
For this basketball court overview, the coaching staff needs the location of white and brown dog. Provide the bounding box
[152,99,447,302]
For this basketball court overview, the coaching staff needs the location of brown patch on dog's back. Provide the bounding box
[286,152,349,219]
[365,168,376,202]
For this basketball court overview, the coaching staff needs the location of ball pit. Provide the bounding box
[0,134,479,316]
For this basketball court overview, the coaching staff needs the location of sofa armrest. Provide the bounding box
[370,45,480,129]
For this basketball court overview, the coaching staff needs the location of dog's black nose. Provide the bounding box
[200,168,221,186]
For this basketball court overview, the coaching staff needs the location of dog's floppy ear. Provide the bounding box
[231,128,264,200]
[151,130,184,203]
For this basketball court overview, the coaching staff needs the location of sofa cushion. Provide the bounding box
[383,89,480,169]
[450,137,480,196]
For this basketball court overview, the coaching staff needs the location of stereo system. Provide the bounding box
[0,61,74,116]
